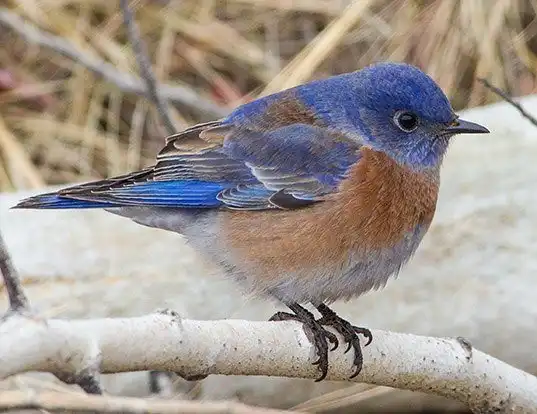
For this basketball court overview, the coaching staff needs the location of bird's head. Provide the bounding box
[351,62,489,170]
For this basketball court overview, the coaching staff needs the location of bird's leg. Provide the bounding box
[270,303,338,381]
[315,303,373,379]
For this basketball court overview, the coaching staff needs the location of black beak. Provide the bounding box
[445,118,489,135]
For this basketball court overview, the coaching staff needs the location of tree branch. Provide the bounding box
[0,227,102,394]
[0,222,29,313]
[119,0,177,135]
[478,77,537,128]
[0,390,292,414]
[0,9,228,119]
[1,310,536,412]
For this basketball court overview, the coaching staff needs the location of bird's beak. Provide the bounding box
[445,118,489,135]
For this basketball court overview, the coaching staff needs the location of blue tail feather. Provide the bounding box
[14,194,121,209]
[13,180,227,210]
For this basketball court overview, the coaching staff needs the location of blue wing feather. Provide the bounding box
[222,123,361,200]
[216,184,274,210]
[94,181,225,207]
[14,91,362,211]
[16,181,226,209]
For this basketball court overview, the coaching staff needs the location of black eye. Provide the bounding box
[394,111,419,132]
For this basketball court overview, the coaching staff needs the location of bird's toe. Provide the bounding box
[315,304,373,379]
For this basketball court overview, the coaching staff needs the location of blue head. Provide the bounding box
[299,62,489,170]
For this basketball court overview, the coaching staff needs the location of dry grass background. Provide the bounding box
[1,0,537,193]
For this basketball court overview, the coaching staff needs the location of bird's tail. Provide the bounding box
[13,168,152,210]
[13,193,119,209]
[12,168,225,210]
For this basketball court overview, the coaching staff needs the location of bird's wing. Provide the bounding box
[197,122,362,209]
[15,99,362,211]
[14,122,247,209]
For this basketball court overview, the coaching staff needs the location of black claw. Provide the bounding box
[356,327,373,346]
[349,366,361,379]
[316,303,372,380]
[317,316,339,350]
[270,304,333,381]
[314,370,328,382]
[270,303,373,381]
[325,331,339,350]
[269,311,296,322]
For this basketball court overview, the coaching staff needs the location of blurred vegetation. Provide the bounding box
[1,0,537,192]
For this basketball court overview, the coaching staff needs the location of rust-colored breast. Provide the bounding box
[334,148,439,248]
[219,148,439,278]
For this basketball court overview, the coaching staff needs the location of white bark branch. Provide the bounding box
[0,390,292,414]
[1,310,536,413]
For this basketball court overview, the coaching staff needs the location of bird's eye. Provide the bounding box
[394,111,419,132]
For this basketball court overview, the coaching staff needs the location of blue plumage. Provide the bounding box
[222,124,360,197]
[14,62,487,212]
[17,181,226,209]
[297,63,453,124]
[99,181,226,207]
[18,195,119,209]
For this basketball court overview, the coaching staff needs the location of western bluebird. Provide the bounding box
[14,62,489,381]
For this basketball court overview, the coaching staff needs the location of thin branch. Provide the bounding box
[0,390,292,414]
[56,366,103,395]
[478,78,537,128]
[0,230,103,394]
[74,373,103,395]
[0,9,228,119]
[1,311,536,413]
[0,228,29,312]
[120,0,177,135]
[149,370,176,396]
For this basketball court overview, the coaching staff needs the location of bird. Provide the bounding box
[13,62,489,381]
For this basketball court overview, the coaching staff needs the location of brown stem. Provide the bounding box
[478,78,537,128]
[0,230,29,312]
[120,0,177,135]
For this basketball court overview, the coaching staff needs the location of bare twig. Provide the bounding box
[0,390,292,414]
[478,78,537,128]
[149,370,176,396]
[0,9,228,118]
[0,229,29,312]
[120,0,177,135]
[74,372,103,395]
[1,311,536,412]
[0,229,103,394]
[56,368,104,395]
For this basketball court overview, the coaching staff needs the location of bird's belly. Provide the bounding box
[114,199,431,305]
[262,223,429,304]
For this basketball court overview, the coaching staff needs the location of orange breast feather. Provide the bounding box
[220,148,439,279]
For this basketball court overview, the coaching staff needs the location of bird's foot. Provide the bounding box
[316,303,373,379]
[270,304,338,381]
